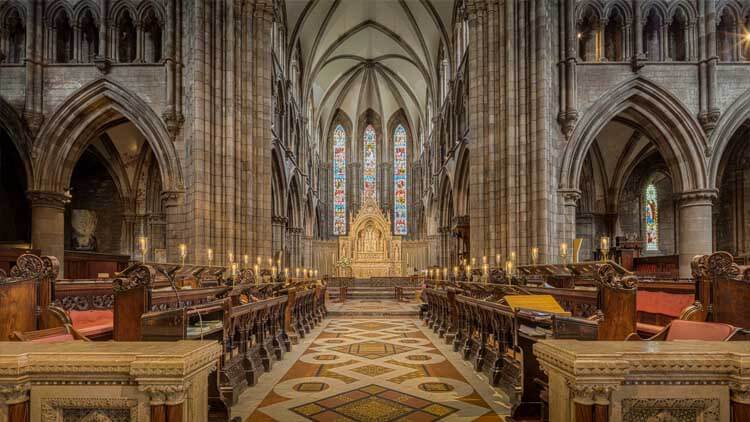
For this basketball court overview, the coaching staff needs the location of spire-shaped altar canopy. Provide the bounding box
[339,197,402,278]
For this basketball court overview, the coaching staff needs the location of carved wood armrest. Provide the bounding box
[678,301,708,322]
[625,332,644,341]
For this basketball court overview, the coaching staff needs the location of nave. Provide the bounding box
[232,311,508,421]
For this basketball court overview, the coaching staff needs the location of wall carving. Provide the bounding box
[338,198,402,277]
[621,398,719,422]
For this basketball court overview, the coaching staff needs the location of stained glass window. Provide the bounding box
[394,125,408,235]
[333,125,347,235]
[363,125,377,201]
[644,184,658,251]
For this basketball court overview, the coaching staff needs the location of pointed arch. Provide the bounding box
[709,89,750,188]
[34,79,183,194]
[560,77,707,194]
[0,96,32,184]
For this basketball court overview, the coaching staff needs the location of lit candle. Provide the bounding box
[505,260,514,283]
[267,258,272,269]
[443,267,448,280]
[495,254,501,266]
[471,257,476,266]
[531,247,539,265]
[314,270,318,278]
[253,264,260,284]
[466,265,472,281]
[284,267,289,279]
[257,256,261,266]
[453,266,459,279]
[482,256,487,265]
[231,262,238,276]
[207,248,213,266]
[179,243,187,265]
[243,254,249,268]
[510,251,517,263]
[272,266,277,279]
[482,263,489,283]
[295,267,300,278]
[228,252,234,264]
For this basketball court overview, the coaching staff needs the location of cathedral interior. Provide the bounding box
[2,0,750,421]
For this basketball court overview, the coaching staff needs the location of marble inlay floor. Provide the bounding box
[327,299,420,315]
[236,317,509,421]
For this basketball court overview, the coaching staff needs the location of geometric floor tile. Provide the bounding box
[349,364,396,377]
[331,340,415,359]
[290,384,458,422]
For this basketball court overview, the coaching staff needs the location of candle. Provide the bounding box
[466,265,472,281]
[138,236,148,263]
[231,262,238,276]
[179,243,187,265]
[314,270,318,278]
[228,252,234,264]
[207,248,213,265]
[482,256,487,265]
[295,268,300,278]
[453,266,459,279]
[482,263,489,283]
[560,242,568,264]
[510,251,517,263]
[505,260,514,283]
[600,236,610,261]
[443,267,448,280]
[243,254,249,267]
[471,257,476,266]
[272,266,277,279]
[284,268,289,279]
[256,256,261,266]
[495,254,501,266]
[531,247,539,265]
[253,264,260,284]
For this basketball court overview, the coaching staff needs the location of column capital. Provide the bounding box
[27,190,70,209]
[0,383,30,405]
[160,190,184,208]
[730,382,750,405]
[676,189,717,208]
[139,383,189,406]
[558,188,582,207]
[567,381,618,406]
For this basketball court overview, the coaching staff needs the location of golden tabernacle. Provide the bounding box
[337,198,402,278]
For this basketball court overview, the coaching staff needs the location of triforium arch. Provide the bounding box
[437,173,455,267]
[561,77,710,277]
[33,78,183,194]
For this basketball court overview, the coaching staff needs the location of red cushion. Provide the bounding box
[78,324,113,337]
[69,310,114,329]
[665,320,736,341]
[637,291,694,318]
[636,322,664,335]
[31,333,75,343]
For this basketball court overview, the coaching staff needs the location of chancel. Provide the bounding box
[2,0,750,421]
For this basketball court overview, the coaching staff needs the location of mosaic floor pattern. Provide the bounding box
[246,318,505,421]
[327,300,420,316]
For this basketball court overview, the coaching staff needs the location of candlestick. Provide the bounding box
[466,265,472,282]
[314,270,318,278]
[453,266,459,280]
[253,264,260,284]
[138,236,149,264]
[471,257,476,266]
[284,268,289,279]
[179,243,187,266]
[207,248,213,266]
[495,254,501,266]
[560,242,568,265]
[256,256,261,266]
[482,256,487,265]
[243,254,249,268]
[272,266,277,280]
[482,263,489,284]
[228,252,234,265]
[600,236,610,262]
[442,267,448,281]
[295,268,300,278]
[231,262,238,276]
[510,251,517,263]
[531,247,539,265]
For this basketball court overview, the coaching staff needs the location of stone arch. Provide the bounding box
[709,89,750,188]
[271,146,287,220]
[437,174,453,230]
[287,174,303,229]
[34,79,183,195]
[560,77,707,195]
[0,96,32,184]
[453,144,470,217]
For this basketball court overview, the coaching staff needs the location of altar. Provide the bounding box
[338,198,402,278]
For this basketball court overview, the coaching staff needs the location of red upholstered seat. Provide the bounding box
[637,291,694,318]
[69,310,114,337]
[636,322,663,336]
[665,320,736,341]
[30,333,75,343]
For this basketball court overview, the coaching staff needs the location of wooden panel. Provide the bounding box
[0,278,37,340]
[0,247,39,274]
[64,251,130,279]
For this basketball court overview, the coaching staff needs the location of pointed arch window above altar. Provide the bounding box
[333,125,347,235]
[394,124,408,235]
[363,125,377,201]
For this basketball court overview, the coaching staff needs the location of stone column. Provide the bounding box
[558,189,581,264]
[569,383,617,422]
[140,384,187,422]
[162,191,183,263]
[0,383,30,422]
[27,191,69,278]
[731,383,750,421]
[677,190,716,278]
[272,216,287,264]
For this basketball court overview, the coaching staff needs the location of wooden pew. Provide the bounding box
[692,251,750,328]
[0,253,59,339]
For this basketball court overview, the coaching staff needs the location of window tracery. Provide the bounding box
[393,125,407,235]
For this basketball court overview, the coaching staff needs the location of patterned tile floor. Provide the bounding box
[236,317,509,421]
[327,300,421,316]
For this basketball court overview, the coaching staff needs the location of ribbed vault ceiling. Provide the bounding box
[286,0,454,145]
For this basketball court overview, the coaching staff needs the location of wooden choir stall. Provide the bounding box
[0,253,328,421]
[420,255,750,422]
